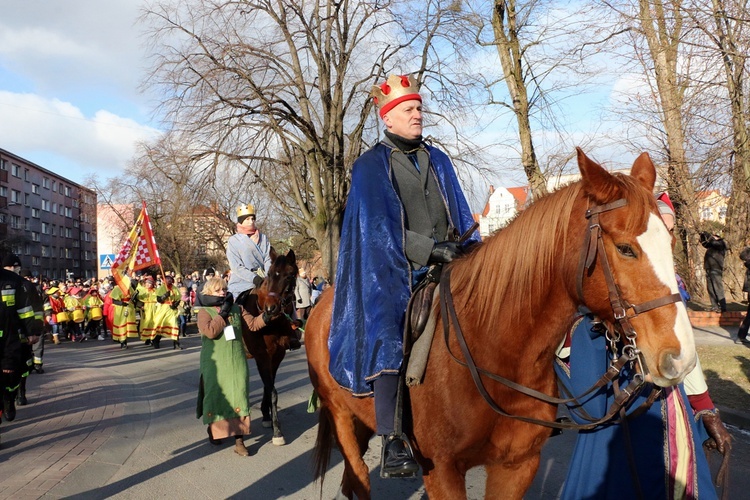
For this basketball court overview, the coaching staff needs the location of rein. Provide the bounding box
[438,198,681,431]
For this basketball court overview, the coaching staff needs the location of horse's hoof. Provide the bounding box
[262,420,273,428]
[272,436,286,446]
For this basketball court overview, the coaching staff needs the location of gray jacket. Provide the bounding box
[385,137,450,269]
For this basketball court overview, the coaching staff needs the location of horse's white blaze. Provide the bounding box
[636,214,696,382]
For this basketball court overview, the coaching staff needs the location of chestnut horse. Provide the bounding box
[305,149,696,499]
[240,248,300,446]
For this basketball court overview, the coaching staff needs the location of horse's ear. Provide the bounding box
[629,152,656,191]
[269,246,278,262]
[577,147,617,204]
[286,249,296,266]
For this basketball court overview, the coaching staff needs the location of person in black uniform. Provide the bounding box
[0,256,41,444]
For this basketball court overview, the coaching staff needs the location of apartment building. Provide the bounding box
[0,148,97,280]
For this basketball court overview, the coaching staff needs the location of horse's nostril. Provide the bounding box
[659,351,683,381]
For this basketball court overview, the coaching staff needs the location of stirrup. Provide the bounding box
[380,433,419,479]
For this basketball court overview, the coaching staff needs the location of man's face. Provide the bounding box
[383,99,423,140]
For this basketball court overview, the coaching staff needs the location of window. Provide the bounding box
[50,225,55,236]
[32,256,40,266]
[42,222,49,234]
[72,199,79,208]
[24,193,30,206]
[31,231,40,242]
[42,246,49,257]
[10,215,20,229]
[52,202,57,214]
[59,247,65,258]
[24,168,29,181]
[0,214,5,223]
[32,208,40,218]
[11,189,21,203]
[0,186,6,196]
[64,185,71,197]
[65,227,73,238]
[73,219,79,228]
[84,231,90,242]
[0,159,6,170]
[11,163,20,177]
[24,244,31,255]
[32,184,40,194]
[72,240,80,248]
[65,248,72,258]
[52,180,57,191]
[65,206,73,218]
[24,218,30,231]
[43,177,50,189]
[42,199,50,211]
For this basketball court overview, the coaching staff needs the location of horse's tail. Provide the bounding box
[313,402,334,488]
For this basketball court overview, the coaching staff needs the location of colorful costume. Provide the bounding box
[328,142,478,396]
[110,282,138,344]
[136,285,158,341]
[556,315,717,499]
[154,282,181,341]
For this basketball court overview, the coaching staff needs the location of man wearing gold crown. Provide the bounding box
[226,204,272,302]
[328,74,481,478]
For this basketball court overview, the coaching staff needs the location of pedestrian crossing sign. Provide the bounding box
[100,254,116,270]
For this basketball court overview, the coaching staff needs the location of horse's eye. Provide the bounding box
[616,244,637,258]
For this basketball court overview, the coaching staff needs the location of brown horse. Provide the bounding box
[240,248,300,446]
[305,149,696,499]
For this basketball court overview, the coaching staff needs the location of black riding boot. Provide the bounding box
[173,340,183,350]
[380,434,419,478]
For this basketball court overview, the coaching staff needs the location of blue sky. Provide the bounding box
[0,0,635,204]
[0,1,160,185]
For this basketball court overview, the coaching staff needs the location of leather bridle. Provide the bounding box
[438,198,683,431]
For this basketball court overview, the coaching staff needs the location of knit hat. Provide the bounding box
[656,200,674,218]
[371,75,421,118]
[2,253,21,268]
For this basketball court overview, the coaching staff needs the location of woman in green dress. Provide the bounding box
[196,277,252,456]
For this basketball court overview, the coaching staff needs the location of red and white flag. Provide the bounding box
[112,202,161,293]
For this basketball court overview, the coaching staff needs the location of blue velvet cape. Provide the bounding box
[556,316,716,499]
[329,142,479,396]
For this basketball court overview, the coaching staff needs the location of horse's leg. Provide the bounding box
[268,385,285,445]
[331,408,373,500]
[484,456,540,500]
[267,349,286,445]
[340,417,375,499]
[422,459,468,500]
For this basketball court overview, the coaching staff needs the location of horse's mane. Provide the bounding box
[451,172,652,329]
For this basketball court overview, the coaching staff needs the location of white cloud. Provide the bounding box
[0,91,161,177]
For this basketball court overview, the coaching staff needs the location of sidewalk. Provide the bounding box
[1,325,748,499]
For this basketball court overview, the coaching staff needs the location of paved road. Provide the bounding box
[1,325,748,499]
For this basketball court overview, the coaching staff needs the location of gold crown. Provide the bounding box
[371,74,421,118]
[236,204,256,218]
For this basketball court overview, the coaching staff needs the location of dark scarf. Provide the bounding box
[385,131,423,153]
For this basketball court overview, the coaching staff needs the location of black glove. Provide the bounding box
[297,298,302,304]
[218,292,234,319]
[261,303,281,324]
[170,303,179,310]
[157,294,168,303]
[252,275,264,288]
[428,241,464,264]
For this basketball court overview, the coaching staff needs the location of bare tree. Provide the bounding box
[139,0,490,277]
